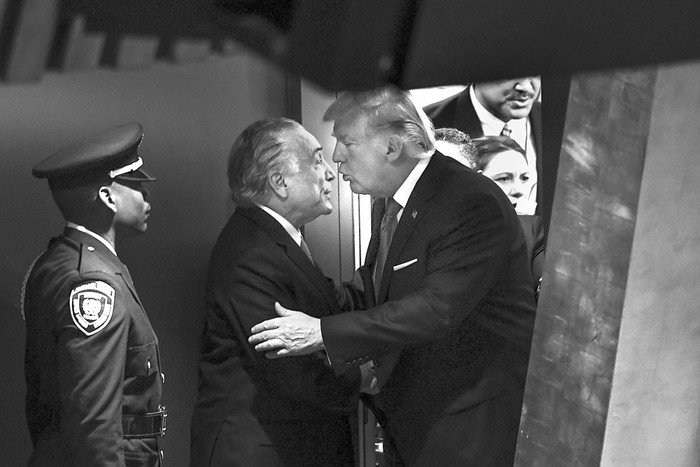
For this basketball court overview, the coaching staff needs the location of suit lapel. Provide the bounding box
[376,154,443,302]
[454,86,485,138]
[238,206,339,313]
[531,102,542,156]
[530,103,544,212]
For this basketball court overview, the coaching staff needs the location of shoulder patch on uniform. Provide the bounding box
[69,281,115,336]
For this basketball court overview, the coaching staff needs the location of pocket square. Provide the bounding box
[393,258,418,271]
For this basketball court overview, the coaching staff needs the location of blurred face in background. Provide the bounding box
[481,149,533,209]
[474,77,541,121]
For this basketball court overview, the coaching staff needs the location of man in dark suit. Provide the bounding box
[24,123,166,466]
[190,118,363,466]
[250,88,537,465]
[423,78,552,221]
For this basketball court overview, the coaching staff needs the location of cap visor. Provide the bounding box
[114,168,156,183]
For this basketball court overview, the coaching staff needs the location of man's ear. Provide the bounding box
[268,172,288,199]
[385,135,404,163]
[98,185,118,213]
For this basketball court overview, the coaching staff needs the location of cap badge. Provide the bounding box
[70,281,115,336]
[109,157,144,179]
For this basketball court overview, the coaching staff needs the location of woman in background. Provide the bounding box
[471,135,544,300]
[434,130,544,299]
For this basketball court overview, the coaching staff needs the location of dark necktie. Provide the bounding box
[364,197,386,267]
[500,122,512,137]
[373,198,401,300]
[299,236,315,266]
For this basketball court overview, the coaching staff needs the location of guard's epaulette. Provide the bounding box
[78,242,114,276]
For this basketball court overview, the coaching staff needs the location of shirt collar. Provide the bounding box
[257,204,303,246]
[469,84,527,136]
[392,156,431,219]
[66,222,117,256]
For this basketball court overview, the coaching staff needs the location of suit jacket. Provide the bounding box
[424,87,553,223]
[518,214,546,299]
[322,153,537,465]
[190,206,360,467]
[23,227,163,467]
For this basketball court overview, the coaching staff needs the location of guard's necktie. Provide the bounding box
[500,122,512,137]
[299,236,315,266]
[373,198,401,300]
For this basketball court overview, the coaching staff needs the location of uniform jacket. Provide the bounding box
[423,87,553,222]
[23,227,163,466]
[190,206,360,467]
[322,152,537,465]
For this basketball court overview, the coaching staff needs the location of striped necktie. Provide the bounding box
[500,122,512,137]
[299,236,315,266]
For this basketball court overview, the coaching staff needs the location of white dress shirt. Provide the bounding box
[257,204,304,247]
[469,85,538,193]
[392,156,432,219]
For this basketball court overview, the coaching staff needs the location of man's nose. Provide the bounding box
[331,144,345,163]
[324,159,336,181]
[513,78,536,93]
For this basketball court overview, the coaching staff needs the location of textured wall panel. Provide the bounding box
[515,68,657,465]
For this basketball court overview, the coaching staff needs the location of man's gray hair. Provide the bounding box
[227,118,302,207]
[434,127,477,168]
[323,86,436,158]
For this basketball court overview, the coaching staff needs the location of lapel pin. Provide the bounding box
[412,210,418,219]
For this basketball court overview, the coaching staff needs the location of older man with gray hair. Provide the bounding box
[190,118,361,466]
[250,88,537,466]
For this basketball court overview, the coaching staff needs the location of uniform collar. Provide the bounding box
[66,222,117,256]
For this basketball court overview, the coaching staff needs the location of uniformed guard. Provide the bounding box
[22,123,166,466]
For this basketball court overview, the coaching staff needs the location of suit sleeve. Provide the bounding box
[531,215,546,299]
[322,193,509,367]
[333,267,368,312]
[210,246,360,410]
[57,274,128,466]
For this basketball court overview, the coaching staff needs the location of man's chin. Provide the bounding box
[504,105,533,120]
[117,225,148,240]
[347,181,369,195]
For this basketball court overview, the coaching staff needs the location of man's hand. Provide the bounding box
[359,361,379,395]
[249,302,324,359]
